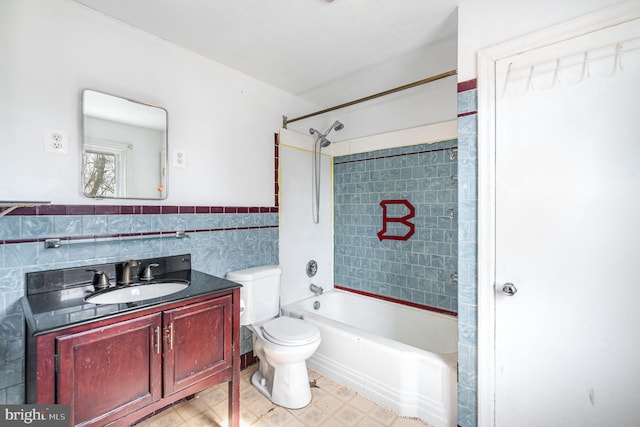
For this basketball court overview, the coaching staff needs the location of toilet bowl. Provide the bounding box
[226,265,322,409]
[250,316,320,408]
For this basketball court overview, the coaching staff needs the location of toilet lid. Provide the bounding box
[261,317,320,346]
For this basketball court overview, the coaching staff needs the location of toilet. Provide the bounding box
[226,265,321,409]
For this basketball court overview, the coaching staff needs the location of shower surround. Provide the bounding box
[333,140,458,313]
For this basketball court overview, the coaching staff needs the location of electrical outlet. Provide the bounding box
[173,149,187,168]
[44,128,68,154]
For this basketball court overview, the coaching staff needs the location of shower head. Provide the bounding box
[309,129,332,147]
[309,120,345,148]
[323,120,344,136]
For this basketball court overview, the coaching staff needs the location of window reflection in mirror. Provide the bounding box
[82,90,168,200]
[83,151,117,197]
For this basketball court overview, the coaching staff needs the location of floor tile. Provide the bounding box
[139,368,432,427]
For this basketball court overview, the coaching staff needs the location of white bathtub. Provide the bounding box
[282,288,457,427]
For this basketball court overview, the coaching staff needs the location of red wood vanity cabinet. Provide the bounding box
[30,289,240,427]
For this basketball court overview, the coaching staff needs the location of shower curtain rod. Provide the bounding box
[282,69,457,128]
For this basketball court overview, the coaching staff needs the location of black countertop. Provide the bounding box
[22,270,241,336]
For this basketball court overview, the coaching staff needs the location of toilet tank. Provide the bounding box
[226,265,281,326]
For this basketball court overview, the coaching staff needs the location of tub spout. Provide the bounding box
[310,284,323,296]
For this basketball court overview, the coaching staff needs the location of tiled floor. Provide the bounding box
[137,365,431,427]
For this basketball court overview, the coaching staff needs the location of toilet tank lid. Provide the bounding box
[226,265,281,281]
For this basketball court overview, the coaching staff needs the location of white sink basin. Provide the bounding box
[85,280,189,304]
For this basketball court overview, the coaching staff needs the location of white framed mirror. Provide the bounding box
[82,90,168,200]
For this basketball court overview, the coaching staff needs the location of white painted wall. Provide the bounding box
[458,0,623,80]
[286,36,458,143]
[325,120,457,157]
[0,0,315,206]
[278,129,335,305]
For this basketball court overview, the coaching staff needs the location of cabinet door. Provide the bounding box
[163,295,232,395]
[57,313,162,427]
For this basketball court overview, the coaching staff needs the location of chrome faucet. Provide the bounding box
[118,259,138,285]
[310,284,323,296]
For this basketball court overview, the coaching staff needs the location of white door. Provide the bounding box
[494,18,640,426]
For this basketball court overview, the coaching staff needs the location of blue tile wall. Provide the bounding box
[457,85,478,427]
[334,140,458,312]
[0,210,278,403]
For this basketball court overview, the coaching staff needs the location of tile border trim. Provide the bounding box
[334,144,457,165]
[0,205,279,217]
[335,285,458,317]
[458,79,478,118]
[240,351,258,370]
[457,79,477,93]
[458,111,477,118]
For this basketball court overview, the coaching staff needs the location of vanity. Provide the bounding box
[21,254,241,427]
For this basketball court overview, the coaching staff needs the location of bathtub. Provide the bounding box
[282,288,457,427]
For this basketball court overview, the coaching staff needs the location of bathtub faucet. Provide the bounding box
[310,284,323,296]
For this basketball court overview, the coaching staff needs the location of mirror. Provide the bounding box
[82,90,168,199]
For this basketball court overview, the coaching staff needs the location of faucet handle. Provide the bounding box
[140,263,159,281]
[86,269,111,290]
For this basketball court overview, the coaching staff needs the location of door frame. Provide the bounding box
[476,2,640,426]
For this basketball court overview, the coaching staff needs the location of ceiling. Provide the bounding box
[71,0,458,106]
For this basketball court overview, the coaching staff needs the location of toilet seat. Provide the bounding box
[260,316,320,346]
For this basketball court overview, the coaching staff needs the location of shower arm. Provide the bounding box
[309,125,335,138]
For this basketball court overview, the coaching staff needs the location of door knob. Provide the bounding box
[502,283,518,296]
